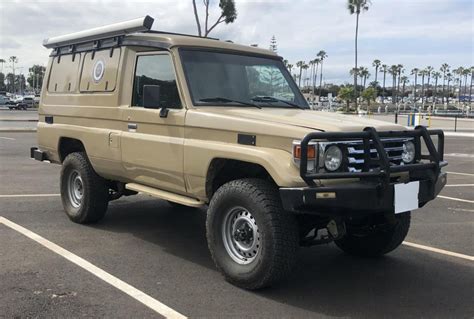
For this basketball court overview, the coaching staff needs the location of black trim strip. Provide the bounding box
[49,38,171,57]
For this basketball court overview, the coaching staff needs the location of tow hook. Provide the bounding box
[300,219,346,247]
[327,220,346,240]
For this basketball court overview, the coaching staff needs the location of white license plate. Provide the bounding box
[394,181,420,214]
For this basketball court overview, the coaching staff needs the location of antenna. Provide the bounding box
[43,16,154,49]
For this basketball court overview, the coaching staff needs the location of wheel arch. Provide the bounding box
[205,158,277,199]
[58,137,86,163]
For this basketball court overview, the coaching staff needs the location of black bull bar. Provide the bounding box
[299,126,447,186]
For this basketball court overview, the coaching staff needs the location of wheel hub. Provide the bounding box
[233,223,253,242]
[68,170,84,208]
[222,208,261,265]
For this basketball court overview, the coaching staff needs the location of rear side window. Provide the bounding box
[131,54,181,108]
[80,48,121,92]
[47,54,81,93]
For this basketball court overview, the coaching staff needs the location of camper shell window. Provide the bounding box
[79,48,121,92]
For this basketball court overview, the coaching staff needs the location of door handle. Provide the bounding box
[128,123,137,131]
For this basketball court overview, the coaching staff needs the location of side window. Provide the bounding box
[132,54,181,108]
[80,48,121,92]
[47,54,81,93]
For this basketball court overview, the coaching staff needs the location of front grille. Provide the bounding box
[346,138,411,172]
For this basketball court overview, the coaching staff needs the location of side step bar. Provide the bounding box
[125,183,204,208]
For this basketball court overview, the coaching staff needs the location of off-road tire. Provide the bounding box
[335,212,411,257]
[60,152,109,224]
[206,178,299,290]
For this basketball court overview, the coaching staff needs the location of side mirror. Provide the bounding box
[143,84,169,118]
[143,85,160,109]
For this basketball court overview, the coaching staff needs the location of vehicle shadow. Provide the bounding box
[93,196,474,318]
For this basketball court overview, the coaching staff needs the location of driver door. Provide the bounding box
[121,52,186,194]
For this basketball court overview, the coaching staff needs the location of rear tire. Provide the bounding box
[335,212,411,257]
[206,178,299,290]
[60,152,109,224]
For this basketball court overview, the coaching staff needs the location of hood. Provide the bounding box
[197,108,404,132]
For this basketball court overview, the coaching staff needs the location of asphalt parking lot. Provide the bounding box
[1,131,473,318]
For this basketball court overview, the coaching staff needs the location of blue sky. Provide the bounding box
[0,0,472,84]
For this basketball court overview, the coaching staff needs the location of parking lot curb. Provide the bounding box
[444,132,474,138]
[0,128,37,133]
[0,119,38,122]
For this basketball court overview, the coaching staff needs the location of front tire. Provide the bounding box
[335,212,411,257]
[206,178,299,290]
[60,152,109,224]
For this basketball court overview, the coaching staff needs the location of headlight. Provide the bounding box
[402,141,416,163]
[324,145,343,171]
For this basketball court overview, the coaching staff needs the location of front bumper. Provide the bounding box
[284,126,447,217]
[280,172,447,216]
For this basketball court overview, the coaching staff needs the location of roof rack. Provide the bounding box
[43,15,154,49]
[145,30,219,41]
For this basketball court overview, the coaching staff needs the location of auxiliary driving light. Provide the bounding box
[402,141,416,163]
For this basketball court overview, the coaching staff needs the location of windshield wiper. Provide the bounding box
[251,96,306,110]
[199,97,262,109]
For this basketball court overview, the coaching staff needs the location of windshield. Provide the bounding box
[180,49,309,109]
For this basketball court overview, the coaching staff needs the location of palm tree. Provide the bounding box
[287,63,293,74]
[396,64,404,103]
[317,50,328,99]
[372,59,381,84]
[440,63,450,104]
[308,60,314,89]
[425,66,433,88]
[350,67,359,77]
[380,64,388,103]
[312,59,320,94]
[400,76,409,109]
[296,61,305,88]
[347,0,370,105]
[389,65,398,105]
[302,63,309,88]
[462,68,470,101]
[358,68,365,90]
[359,67,370,88]
[425,66,434,104]
[411,68,419,107]
[0,58,5,73]
[419,69,429,108]
[432,71,441,106]
[454,67,465,104]
[350,67,359,100]
[446,72,453,104]
[9,56,18,93]
[469,67,474,105]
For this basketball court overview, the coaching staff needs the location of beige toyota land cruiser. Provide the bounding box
[32,16,447,289]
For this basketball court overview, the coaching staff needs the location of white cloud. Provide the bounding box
[0,0,472,83]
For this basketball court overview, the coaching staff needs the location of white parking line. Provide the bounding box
[0,217,187,319]
[0,136,15,140]
[403,241,474,262]
[0,194,60,198]
[438,195,474,204]
[447,172,474,177]
[444,153,474,158]
[445,184,474,187]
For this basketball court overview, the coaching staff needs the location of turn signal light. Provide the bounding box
[293,144,316,159]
